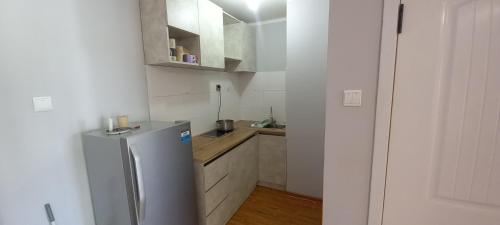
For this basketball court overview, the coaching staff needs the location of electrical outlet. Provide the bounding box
[216,84,221,92]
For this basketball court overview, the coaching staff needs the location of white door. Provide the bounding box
[384,0,500,224]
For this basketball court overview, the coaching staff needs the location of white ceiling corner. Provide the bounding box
[210,0,287,23]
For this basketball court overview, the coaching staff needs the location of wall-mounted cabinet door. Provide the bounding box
[198,0,225,69]
[166,0,200,35]
[238,23,256,72]
[227,136,258,214]
[224,23,244,60]
[259,135,286,189]
[224,22,256,72]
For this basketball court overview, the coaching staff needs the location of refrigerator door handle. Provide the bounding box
[129,145,147,223]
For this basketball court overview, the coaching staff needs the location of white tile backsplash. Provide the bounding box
[149,96,185,120]
[147,67,286,134]
[262,91,287,123]
[147,66,241,135]
[239,71,287,124]
[262,71,286,91]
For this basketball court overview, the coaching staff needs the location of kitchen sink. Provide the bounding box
[250,120,286,129]
[250,107,286,129]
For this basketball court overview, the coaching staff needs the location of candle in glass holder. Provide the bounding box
[117,115,129,128]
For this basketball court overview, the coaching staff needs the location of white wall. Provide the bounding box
[147,66,241,135]
[323,0,384,224]
[254,19,287,72]
[0,0,149,224]
[286,0,329,198]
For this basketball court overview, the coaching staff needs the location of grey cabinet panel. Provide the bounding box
[258,135,287,189]
[239,25,257,72]
[193,152,230,225]
[198,0,225,69]
[204,176,229,216]
[193,163,207,225]
[203,152,230,191]
[224,22,257,72]
[227,136,259,214]
[224,23,244,60]
[193,136,258,225]
[166,0,200,35]
[139,0,170,64]
[206,197,232,225]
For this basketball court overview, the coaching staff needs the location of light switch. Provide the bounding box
[33,96,53,112]
[343,90,362,107]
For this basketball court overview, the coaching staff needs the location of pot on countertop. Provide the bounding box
[216,119,234,132]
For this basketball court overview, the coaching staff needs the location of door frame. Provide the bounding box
[368,0,401,225]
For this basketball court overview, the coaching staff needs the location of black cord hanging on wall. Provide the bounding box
[217,84,222,121]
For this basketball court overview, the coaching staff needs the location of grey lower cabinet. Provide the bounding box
[227,136,259,212]
[193,136,259,225]
[258,135,287,190]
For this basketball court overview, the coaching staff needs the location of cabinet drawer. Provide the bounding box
[204,153,230,191]
[206,197,231,225]
[205,175,229,216]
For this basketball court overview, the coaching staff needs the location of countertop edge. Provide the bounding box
[194,131,257,165]
[192,121,286,164]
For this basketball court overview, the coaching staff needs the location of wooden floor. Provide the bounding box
[227,186,323,225]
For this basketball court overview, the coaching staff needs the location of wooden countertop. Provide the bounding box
[192,120,286,164]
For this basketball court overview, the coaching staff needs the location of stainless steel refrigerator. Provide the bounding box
[82,121,198,225]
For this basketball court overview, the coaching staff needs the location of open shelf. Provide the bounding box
[225,56,242,62]
[167,25,200,39]
[155,60,200,70]
[167,25,201,65]
[168,60,199,66]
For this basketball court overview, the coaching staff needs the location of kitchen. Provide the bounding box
[0,0,383,224]
[5,0,498,224]
[81,0,315,224]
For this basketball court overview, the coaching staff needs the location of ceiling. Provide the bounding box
[210,0,286,23]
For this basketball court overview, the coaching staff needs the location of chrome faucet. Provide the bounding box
[269,106,276,126]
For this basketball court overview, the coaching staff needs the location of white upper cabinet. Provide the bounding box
[139,0,257,72]
[224,22,257,72]
[223,22,244,60]
[198,0,225,69]
[239,23,256,72]
[166,0,200,35]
